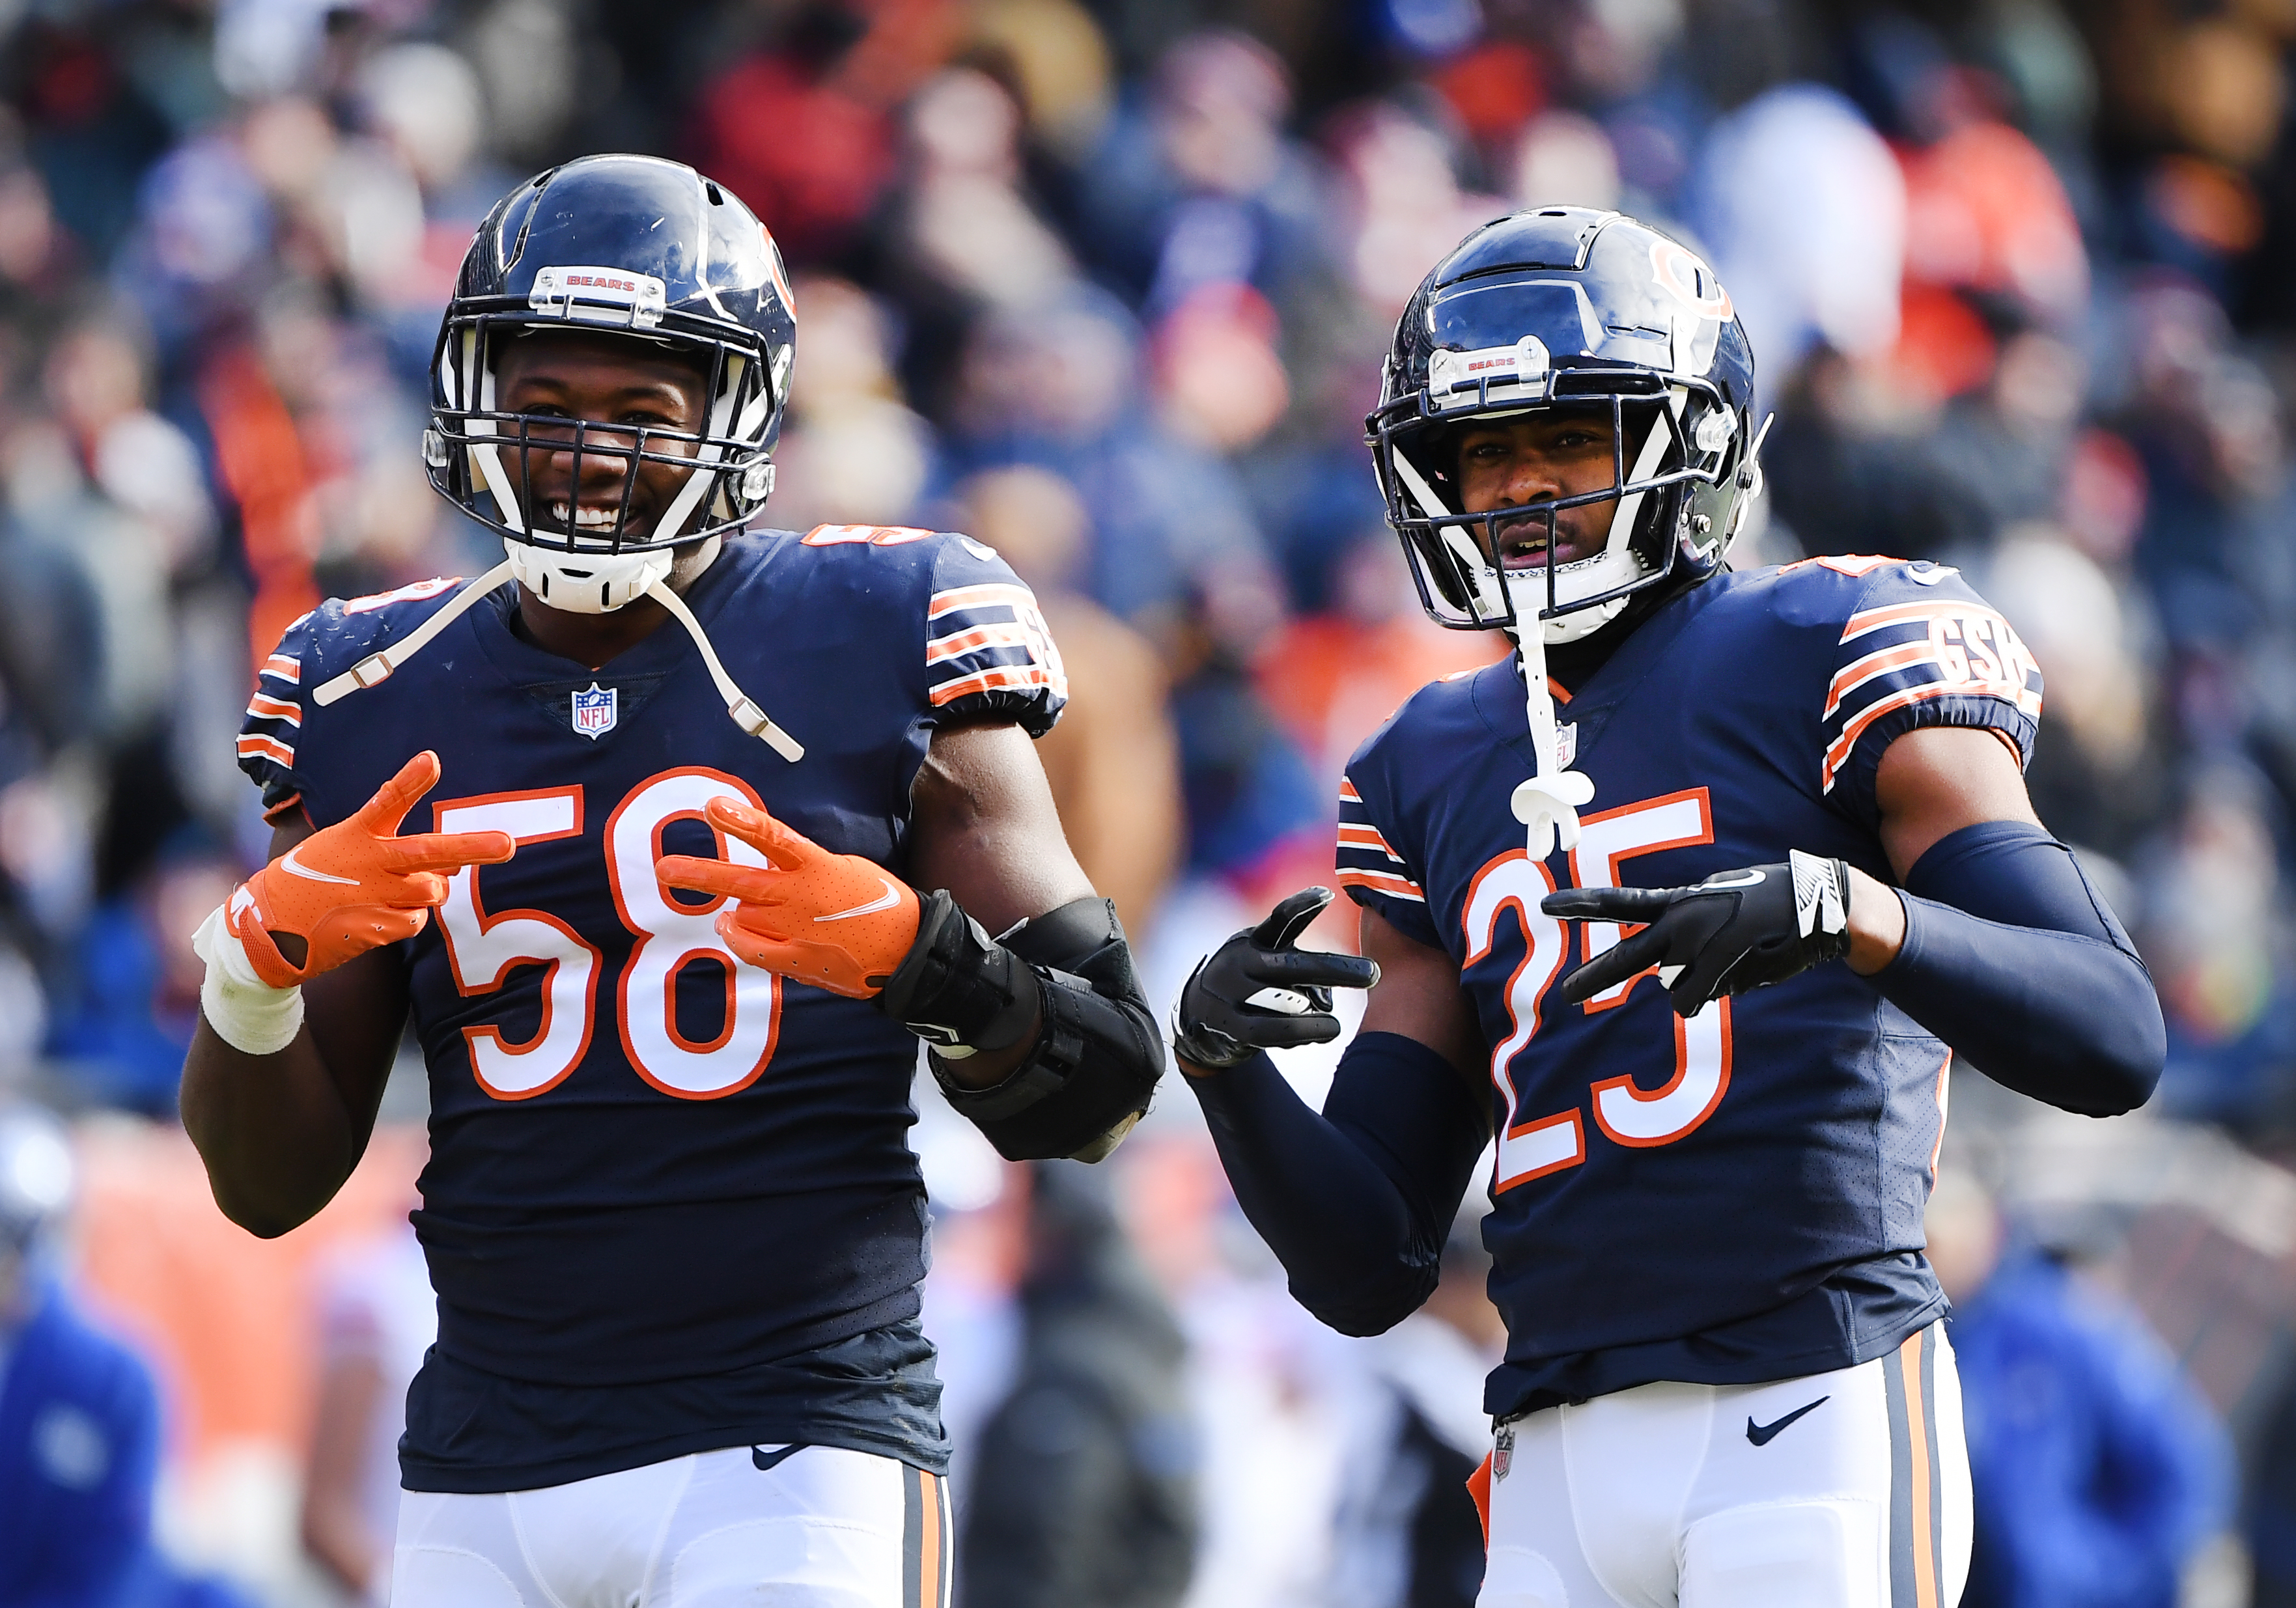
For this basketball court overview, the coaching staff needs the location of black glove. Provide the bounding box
[1540,850,1853,1018]
[1172,887,1382,1070]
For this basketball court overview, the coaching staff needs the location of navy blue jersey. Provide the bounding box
[236,527,1066,1490]
[1334,556,2043,1418]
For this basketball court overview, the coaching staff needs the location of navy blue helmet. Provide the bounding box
[1367,208,1761,644]
[426,154,797,613]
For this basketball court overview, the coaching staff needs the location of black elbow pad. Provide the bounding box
[891,894,1166,1162]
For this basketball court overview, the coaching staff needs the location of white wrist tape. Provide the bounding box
[192,902,304,1056]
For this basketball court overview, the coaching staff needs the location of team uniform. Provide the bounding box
[236,527,1063,1603]
[1332,554,2036,1605]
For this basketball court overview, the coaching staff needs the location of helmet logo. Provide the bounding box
[1428,335,1551,413]
[529,265,668,330]
[1649,240,1731,320]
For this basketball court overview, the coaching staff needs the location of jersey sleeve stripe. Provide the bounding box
[928,583,1036,620]
[1336,823,1404,861]
[1841,600,1992,642]
[1821,681,2028,791]
[928,665,1055,706]
[262,654,301,684]
[246,693,301,726]
[237,733,296,768]
[1337,779,1363,803]
[925,623,1036,665]
[1336,868,1426,902]
[1823,641,1938,719]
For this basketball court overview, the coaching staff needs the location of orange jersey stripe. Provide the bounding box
[925,623,1036,665]
[261,655,301,684]
[1823,641,1937,719]
[1821,680,2031,790]
[1840,599,2010,643]
[927,583,1035,620]
[236,734,296,768]
[1337,867,1425,901]
[245,693,301,725]
[928,665,1052,706]
[1335,823,1400,859]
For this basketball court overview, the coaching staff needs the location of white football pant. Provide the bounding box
[389,1444,951,1607]
[1478,1322,1970,1608]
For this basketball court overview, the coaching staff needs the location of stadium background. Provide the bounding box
[0,0,2292,1601]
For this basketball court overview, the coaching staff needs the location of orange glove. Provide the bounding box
[656,798,921,998]
[229,751,515,988]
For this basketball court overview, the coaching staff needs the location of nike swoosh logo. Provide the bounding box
[1746,1395,1830,1446]
[815,878,901,922]
[1702,869,1767,889]
[751,1444,805,1472]
[281,845,358,886]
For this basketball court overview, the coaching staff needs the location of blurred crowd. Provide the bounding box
[4,0,2296,1601]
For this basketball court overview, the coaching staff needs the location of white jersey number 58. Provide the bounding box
[432,768,781,1102]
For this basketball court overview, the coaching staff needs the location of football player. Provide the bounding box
[1170,208,2165,1607]
[178,154,1164,1607]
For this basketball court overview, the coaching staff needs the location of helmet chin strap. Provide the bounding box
[1390,450,1595,857]
[642,577,804,760]
[315,559,518,706]
[313,546,804,761]
[1504,618,1595,859]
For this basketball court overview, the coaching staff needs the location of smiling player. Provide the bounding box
[179,154,1164,1607]
[1169,208,2165,1607]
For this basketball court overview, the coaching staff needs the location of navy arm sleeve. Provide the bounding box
[1875,820,2164,1116]
[1186,1031,1487,1336]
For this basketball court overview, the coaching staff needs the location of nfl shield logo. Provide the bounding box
[1492,1423,1515,1481]
[571,682,617,740]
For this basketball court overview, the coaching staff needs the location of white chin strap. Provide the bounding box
[313,542,803,761]
[504,540,675,615]
[1388,450,1599,857]
[1505,624,1595,859]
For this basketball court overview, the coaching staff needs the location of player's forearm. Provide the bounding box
[906,894,1166,1160]
[180,1021,371,1236]
[1872,822,2164,1116]
[932,999,1043,1089]
[1186,1034,1483,1335]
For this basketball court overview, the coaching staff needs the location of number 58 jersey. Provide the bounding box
[235,527,1066,1490]
[1336,557,2043,1421]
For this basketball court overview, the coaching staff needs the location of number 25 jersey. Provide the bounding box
[1336,557,2044,1419]
[236,527,1065,1488]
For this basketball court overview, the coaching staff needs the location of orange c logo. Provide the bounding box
[1651,240,1733,320]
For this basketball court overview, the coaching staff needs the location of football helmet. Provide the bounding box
[1367,208,1761,645]
[426,154,797,615]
